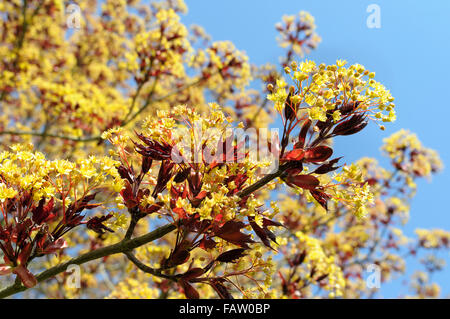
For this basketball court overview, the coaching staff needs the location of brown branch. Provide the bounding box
[124,252,176,281]
[236,162,289,198]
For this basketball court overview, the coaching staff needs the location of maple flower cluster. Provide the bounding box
[0,144,122,287]
[269,60,396,126]
[276,11,322,62]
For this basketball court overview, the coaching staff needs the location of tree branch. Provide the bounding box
[124,252,176,281]
[236,162,289,198]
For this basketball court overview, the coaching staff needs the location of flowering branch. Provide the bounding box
[0,222,176,299]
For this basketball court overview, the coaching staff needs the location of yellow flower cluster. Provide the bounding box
[415,229,450,249]
[269,60,396,124]
[0,144,123,205]
[295,231,346,297]
[328,163,375,218]
[107,278,163,299]
[129,8,190,78]
[276,11,321,57]
[382,129,443,178]
[189,41,252,96]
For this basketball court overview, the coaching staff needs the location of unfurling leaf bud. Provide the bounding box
[141,156,152,175]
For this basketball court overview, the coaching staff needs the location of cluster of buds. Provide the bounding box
[382,129,442,179]
[190,41,251,97]
[276,11,321,65]
[133,8,190,84]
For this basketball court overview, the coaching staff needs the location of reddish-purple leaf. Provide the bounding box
[181,268,205,281]
[199,236,217,250]
[292,251,307,266]
[283,149,305,161]
[315,273,329,282]
[310,190,331,210]
[120,180,137,208]
[42,238,68,254]
[216,248,247,263]
[86,214,114,235]
[285,174,320,190]
[174,167,191,183]
[332,114,367,136]
[248,216,281,250]
[180,280,200,299]
[32,197,56,225]
[166,242,191,268]
[313,157,343,175]
[262,218,285,228]
[215,221,254,248]
[210,280,233,299]
[304,146,333,163]
[13,265,37,288]
[141,156,152,175]
[296,120,311,149]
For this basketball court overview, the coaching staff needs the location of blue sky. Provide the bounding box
[181,0,450,298]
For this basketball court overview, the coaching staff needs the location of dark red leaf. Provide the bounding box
[215,221,254,248]
[171,250,190,267]
[120,180,137,208]
[310,190,331,210]
[315,273,329,282]
[332,114,368,136]
[285,174,320,190]
[117,165,134,184]
[181,268,205,281]
[210,280,233,299]
[216,248,247,263]
[180,280,200,299]
[172,207,187,219]
[166,241,191,268]
[86,214,114,235]
[262,218,285,228]
[283,149,305,161]
[249,216,279,250]
[304,146,333,163]
[174,167,191,183]
[199,236,216,250]
[292,251,307,266]
[313,157,343,175]
[284,91,296,121]
[32,197,56,225]
[141,157,152,175]
[42,238,68,254]
[296,119,311,149]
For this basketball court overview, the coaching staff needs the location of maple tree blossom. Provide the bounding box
[0,0,447,299]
